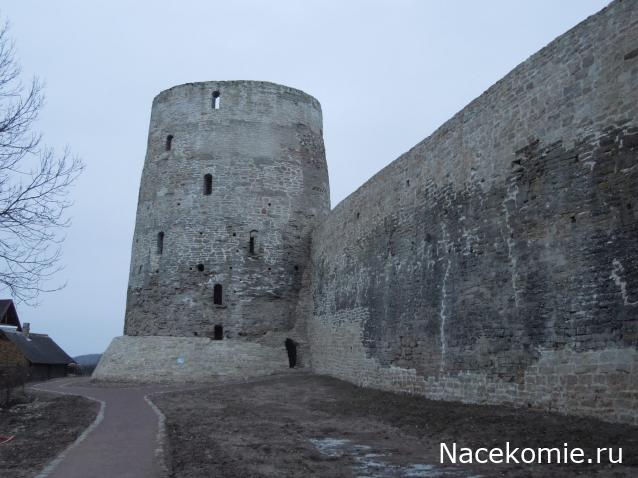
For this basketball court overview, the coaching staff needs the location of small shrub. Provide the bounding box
[0,364,28,408]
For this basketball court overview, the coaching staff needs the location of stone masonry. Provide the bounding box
[308,0,638,425]
[97,1,637,425]
[97,81,328,382]
[93,336,289,382]
[124,81,330,339]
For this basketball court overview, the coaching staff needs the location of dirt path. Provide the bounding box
[29,374,638,477]
[0,389,98,478]
[32,378,169,478]
[153,372,638,478]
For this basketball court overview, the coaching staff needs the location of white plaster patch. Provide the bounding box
[610,259,637,306]
[501,181,521,307]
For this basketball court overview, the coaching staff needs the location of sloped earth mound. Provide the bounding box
[152,373,637,477]
[0,390,99,478]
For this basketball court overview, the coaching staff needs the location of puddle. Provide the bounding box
[310,438,480,478]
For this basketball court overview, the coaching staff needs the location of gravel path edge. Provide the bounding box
[31,381,106,478]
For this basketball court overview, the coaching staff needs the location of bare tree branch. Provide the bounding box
[0,19,84,304]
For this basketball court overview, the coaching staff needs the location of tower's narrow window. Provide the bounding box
[212,91,220,109]
[249,230,258,255]
[213,284,223,305]
[165,135,173,151]
[157,232,164,255]
[214,324,223,340]
[203,174,213,195]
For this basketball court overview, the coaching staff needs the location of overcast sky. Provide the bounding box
[2,1,609,356]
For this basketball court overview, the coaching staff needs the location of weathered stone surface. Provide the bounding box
[124,81,330,339]
[308,0,638,425]
[93,336,289,382]
[98,1,637,425]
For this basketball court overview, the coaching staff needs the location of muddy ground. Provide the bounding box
[153,372,637,478]
[0,390,99,478]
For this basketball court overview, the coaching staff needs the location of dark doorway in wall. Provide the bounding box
[285,338,297,368]
[157,232,164,254]
[165,135,173,151]
[213,284,223,305]
[214,324,223,340]
[203,174,213,195]
[249,230,258,255]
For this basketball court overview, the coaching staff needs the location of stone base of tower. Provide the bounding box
[93,336,291,383]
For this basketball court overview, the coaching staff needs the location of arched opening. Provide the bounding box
[285,338,297,368]
[165,135,173,151]
[157,232,164,254]
[249,230,258,255]
[213,283,223,305]
[203,174,213,195]
[212,90,220,109]
[214,324,223,340]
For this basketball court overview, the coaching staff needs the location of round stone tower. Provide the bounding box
[123,81,330,340]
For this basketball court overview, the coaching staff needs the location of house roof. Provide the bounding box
[0,299,21,330]
[1,330,74,365]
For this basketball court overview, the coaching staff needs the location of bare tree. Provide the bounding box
[0,20,83,303]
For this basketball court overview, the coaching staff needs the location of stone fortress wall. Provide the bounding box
[307,0,638,425]
[97,82,328,381]
[124,81,330,341]
[97,0,637,424]
[93,336,290,382]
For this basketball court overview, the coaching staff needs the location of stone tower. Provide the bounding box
[123,81,330,340]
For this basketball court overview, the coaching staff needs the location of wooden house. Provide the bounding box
[0,299,74,381]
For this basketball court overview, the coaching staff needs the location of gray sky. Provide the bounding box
[2,1,609,356]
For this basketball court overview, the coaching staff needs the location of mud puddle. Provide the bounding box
[310,437,480,478]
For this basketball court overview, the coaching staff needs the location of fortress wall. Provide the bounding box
[308,0,638,424]
[124,81,330,340]
[93,336,289,382]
